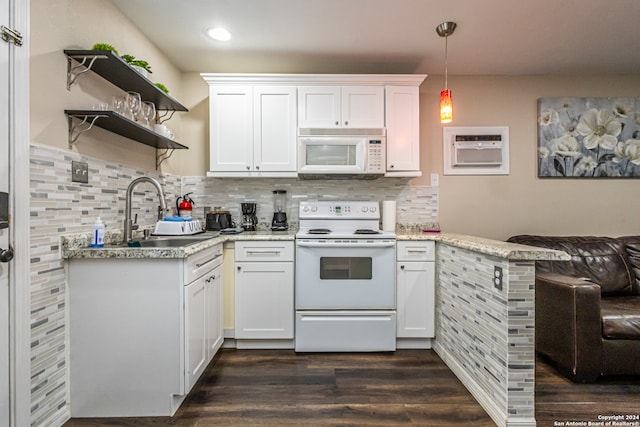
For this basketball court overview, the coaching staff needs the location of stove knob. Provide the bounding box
[362,206,368,212]
[370,206,377,213]
[302,206,309,213]
[311,206,318,212]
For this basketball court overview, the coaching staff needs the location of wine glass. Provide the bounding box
[111,95,126,115]
[142,101,156,128]
[125,91,141,121]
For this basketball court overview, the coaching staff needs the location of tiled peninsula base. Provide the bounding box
[420,234,568,427]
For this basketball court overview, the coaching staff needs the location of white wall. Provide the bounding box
[417,74,640,240]
[30,0,185,174]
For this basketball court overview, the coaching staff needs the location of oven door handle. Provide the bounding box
[296,240,396,248]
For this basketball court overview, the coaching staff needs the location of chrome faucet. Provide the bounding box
[124,177,167,243]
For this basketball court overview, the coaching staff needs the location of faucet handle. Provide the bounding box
[157,205,164,220]
[131,213,139,231]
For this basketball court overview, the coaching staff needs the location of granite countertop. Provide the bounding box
[396,231,570,261]
[63,226,568,262]
[62,229,297,260]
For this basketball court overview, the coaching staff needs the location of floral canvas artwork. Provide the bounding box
[538,97,640,178]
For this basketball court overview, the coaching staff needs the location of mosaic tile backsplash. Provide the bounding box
[434,244,536,426]
[29,144,438,426]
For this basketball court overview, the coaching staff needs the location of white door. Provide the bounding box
[341,86,384,128]
[396,262,435,338]
[206,265,223,361]
[385,85,420,172]
[209,86,253,172]
[297,86,341,128]
[185,277,207,392]
[253,86,297,172]
[235,262,294,339]
[1,0,11,422]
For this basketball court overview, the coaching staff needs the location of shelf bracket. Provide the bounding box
[157,109,176,124]
[66,54,106,90]
[67,114,104,149]
[156,148,176,169]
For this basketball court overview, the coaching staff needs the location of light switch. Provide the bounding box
[430,173,440,187]
[72,161,89,183]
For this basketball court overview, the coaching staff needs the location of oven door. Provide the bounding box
[295,239,396,309]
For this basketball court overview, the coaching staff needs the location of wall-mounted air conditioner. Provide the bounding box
[443,126,509,175]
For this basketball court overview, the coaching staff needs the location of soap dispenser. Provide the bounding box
[91,217,105,248]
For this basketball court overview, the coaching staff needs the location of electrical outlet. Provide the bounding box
[430,173,440,187]
[494,266,503,290]
[72,161,89,183]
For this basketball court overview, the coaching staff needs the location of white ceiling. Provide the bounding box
[111,0,640,76]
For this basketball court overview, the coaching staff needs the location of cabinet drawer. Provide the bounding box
[397,241,435,262]
[235,241,294,262]
[184,243,223,284]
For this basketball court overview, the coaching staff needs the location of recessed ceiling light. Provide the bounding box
[207,27,231,42]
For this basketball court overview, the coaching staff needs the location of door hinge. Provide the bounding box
[1,25,23,46]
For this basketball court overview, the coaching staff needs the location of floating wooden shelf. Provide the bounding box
[65,49,188,112]
[65,110,188,150]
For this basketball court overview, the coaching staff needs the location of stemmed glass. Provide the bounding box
[125,91,141,121]
[111,96,126,115]
[142,101,156,128]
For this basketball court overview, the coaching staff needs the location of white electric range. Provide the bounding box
[295,200,397,352]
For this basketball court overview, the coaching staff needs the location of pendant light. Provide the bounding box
[436,21,457,123]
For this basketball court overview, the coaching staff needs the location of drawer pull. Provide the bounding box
[246,250,281,255]
[407,249,427,253]
[195,253,222,268]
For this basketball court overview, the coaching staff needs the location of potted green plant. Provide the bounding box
[121,54,152,78]
[154,82,169,94]
[91,43,119,56]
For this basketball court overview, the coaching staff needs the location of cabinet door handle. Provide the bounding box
[256,165,260,170]
[334,121,339,126]
[237,266,241,271]
[246,165,250,170]
[344,121,349,126]
[400,265,405,270]
[390,164,395,169]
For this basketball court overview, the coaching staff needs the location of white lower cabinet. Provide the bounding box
[68,243,223,417]
[234,241,294,348]
[185,261,223,392]
[396,241,436,348]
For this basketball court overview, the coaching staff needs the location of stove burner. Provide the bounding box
[308,228,332,235]
[354,229,380,235]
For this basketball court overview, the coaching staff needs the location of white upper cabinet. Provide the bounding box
[209,86,253,173]
[253,86,297,172]
[208,84,297,177]
[298,85,384,128]
[202,74,426,178]
[385,85,421,176]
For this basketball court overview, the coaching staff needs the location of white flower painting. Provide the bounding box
[538,98,640,178]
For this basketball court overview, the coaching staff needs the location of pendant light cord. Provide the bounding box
[444,35,448,90]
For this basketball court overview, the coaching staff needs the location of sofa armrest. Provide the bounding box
[535,272,603,382]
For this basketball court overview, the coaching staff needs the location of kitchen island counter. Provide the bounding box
[396,231,569,261]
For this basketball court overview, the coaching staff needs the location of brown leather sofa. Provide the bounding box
[507,235,640,382]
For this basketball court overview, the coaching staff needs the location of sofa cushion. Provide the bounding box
[508,235,634,296]
[601,297,640,340]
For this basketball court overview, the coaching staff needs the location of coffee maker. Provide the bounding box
[241,202,257,231]
[271,190,288,231]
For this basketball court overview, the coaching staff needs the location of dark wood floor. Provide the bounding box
[64,349,640,427]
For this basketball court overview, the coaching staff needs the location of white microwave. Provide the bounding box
[297,128,386,178]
